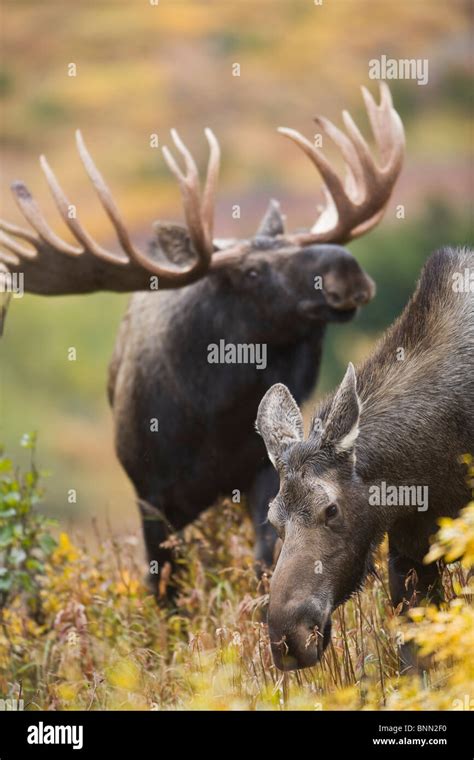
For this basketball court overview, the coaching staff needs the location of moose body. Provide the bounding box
[257,246,474,670]
[109,240,373,577]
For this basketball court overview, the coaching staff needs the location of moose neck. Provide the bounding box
[340,249,473,530]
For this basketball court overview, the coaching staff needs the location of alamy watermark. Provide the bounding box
[369,55,429,86]
[369,481,428,512]
[27,721,83,750]
[452,268,474,293]
[0,271,24,298]
[0,698,24,710]
[207,339,267,370]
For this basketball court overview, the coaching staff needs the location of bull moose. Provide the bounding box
[257,246,474,670]
[0,85,405,592]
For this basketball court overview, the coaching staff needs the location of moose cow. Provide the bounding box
[257,246,474,670]
[0,85,404,591]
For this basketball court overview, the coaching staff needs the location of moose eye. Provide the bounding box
[275,523,285,540]
[325,503,338,523]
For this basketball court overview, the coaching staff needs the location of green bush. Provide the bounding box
[0,433,56,616]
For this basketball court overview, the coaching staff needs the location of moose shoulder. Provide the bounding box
[257,246,474,670]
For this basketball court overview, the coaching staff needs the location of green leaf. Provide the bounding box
[38,533,57,555]
[3,492,21,507]
[10,547,27,565]
[0,457,12,473]
[0,525,13,546]
[0,575,12,591]
[17,571,34,592]
[24,471,38,487]
[0,509,17,518]
[20,432,37,450]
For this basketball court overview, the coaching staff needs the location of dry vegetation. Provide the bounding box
[1,442,473,711]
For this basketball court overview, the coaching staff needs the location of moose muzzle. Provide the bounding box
[267,543,333,670]
[268,599,332,670]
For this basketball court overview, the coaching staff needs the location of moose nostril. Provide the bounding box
[326,290,342,305]
[354,290,369,305]
[303,617,321,639]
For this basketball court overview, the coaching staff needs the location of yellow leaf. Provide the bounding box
[107,659,140,692]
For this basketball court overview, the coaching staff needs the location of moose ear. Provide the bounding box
[150,222,198,266]
[256,383,303,468]
[256,199,285,237]
[320,363,360,454]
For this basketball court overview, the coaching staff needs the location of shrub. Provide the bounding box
[0,433,56,615]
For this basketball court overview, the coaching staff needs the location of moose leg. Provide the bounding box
[248,464,280,576]
[388,540,443,672]
[138,498,177,600]
[388,543,443,609]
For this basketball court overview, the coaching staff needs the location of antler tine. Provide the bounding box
[202,128,220,249]
[361,84,391,163]
[9,181,81,255]
[162,129,208,258]
[76,130,180,274]
[279,83,405,245]
[162,128,218,265]
[39,154,128,265]
[343,83,404,239]
[341,109,381,196]
[0,232,27,263]
[313,115,365,201]
[277,127,354,223]
[0,218,39,263]
[362,82,404,174]
[0,218,41,246]
[0,217,40,271]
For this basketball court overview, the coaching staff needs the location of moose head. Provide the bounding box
[256,364,382,670]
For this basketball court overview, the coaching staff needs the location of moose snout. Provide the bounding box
[268,600,332,671]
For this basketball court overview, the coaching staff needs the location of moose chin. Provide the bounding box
[257,246,474,671]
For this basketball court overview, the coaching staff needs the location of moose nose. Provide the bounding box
[325,273,376,311]
[268,601,332,671]
[325,287,372,310]
[325,288,363,310]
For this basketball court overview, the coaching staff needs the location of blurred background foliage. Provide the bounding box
[0,0,472,534]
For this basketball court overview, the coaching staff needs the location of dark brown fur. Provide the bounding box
[257,247,474,670]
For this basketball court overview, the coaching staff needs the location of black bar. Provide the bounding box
[0,710,471,757]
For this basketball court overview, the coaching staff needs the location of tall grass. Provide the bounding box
[1,446,472,711]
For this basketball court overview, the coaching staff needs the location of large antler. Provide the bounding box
[278,82,405,245]
[0,129,220,294]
